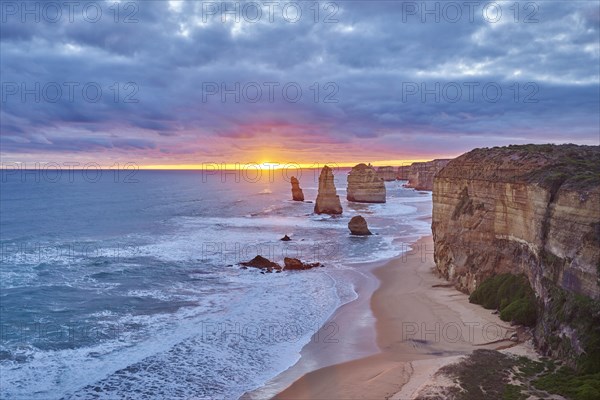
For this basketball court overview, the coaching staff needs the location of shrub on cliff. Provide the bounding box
[500,298,537,327]
[469,274,538,327]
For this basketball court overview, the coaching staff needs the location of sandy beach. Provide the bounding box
[247,235,530,400]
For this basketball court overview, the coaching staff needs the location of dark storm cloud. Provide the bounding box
[1,0,598,161]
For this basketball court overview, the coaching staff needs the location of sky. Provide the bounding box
[1,0,599,168]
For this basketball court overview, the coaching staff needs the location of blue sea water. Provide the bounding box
[0,168,431,399]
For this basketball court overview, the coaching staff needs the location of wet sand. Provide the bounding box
[266,236,521,399]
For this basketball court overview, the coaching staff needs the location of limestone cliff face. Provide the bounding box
[401,159,451,191]
[376,166,397,181]
[347,163,386,203]
[314,166,343,214]
[432,144,600,365]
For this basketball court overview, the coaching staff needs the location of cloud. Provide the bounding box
[1,0,598,164]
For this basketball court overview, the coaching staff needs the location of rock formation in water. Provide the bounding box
[283,257,323,270]
[399,159,451,190]
[347,163,386,203]
[290,176,304,201]
[431,144,600,369]
[240,256,323,271]
[240,255,282,272]
[280,234,292,241]
[397,165,411,181]
[376,166,397,181]
[348,215,372,235]
[314,166,343,214]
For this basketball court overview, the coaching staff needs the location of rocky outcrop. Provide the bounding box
[284,258,323,270]
[432,144,600,369]
[397,165,410,180]
[240,255,282,272]
[348,215,372,235]
[314,166,343,214]
[377,166,397,181]
[240,256,323,272]
[290,176,304,201]
[347,163,386,203]
[401,159,451,190]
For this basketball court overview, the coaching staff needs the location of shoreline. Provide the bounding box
[241,257,387,400]
[255,235,534,399]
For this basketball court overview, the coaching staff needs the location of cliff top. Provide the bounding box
[351,163,376,171]
[438,144,600,190]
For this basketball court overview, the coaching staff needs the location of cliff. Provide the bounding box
[376,166,397,181]
[314,166,343,214]
[432,144,600,370]
[347,163,386,203]
[398,159,451,190]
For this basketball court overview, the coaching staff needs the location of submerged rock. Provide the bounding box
[290,176,304,201]
[348,215,372,235]
[347,163,386,203]
[314,166,343,214]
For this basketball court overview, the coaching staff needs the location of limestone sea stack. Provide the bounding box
[290,176,304,201]
[348,215,372,235]
[347,163,386,203]
[401,159,451,190]
[376,166,397,181]
[314,166,343,214]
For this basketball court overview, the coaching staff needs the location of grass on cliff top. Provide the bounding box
[496,144,600,189]
[469,274,537,327]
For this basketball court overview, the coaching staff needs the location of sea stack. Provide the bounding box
[290,176,304,201]
[376,166,397,181]
[314,166,343,215]
[403,159,451,191]
[347,163,386,203]
[348,215,372,235]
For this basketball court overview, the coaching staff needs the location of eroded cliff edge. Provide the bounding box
[398,159,451,190]
[432,144,600,370]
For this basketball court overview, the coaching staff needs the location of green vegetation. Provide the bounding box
[471,275,599,373]
[439,350,523,400]
[486,144,600,189]
[534,366,600,400]
[469,274,537,326]
[523,146,600,189]
[502,384,527,400]
[545,285,600,375]
[438,349,600,400]
[505,143,558,153]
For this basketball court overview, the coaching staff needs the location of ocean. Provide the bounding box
[0,168,431,399]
